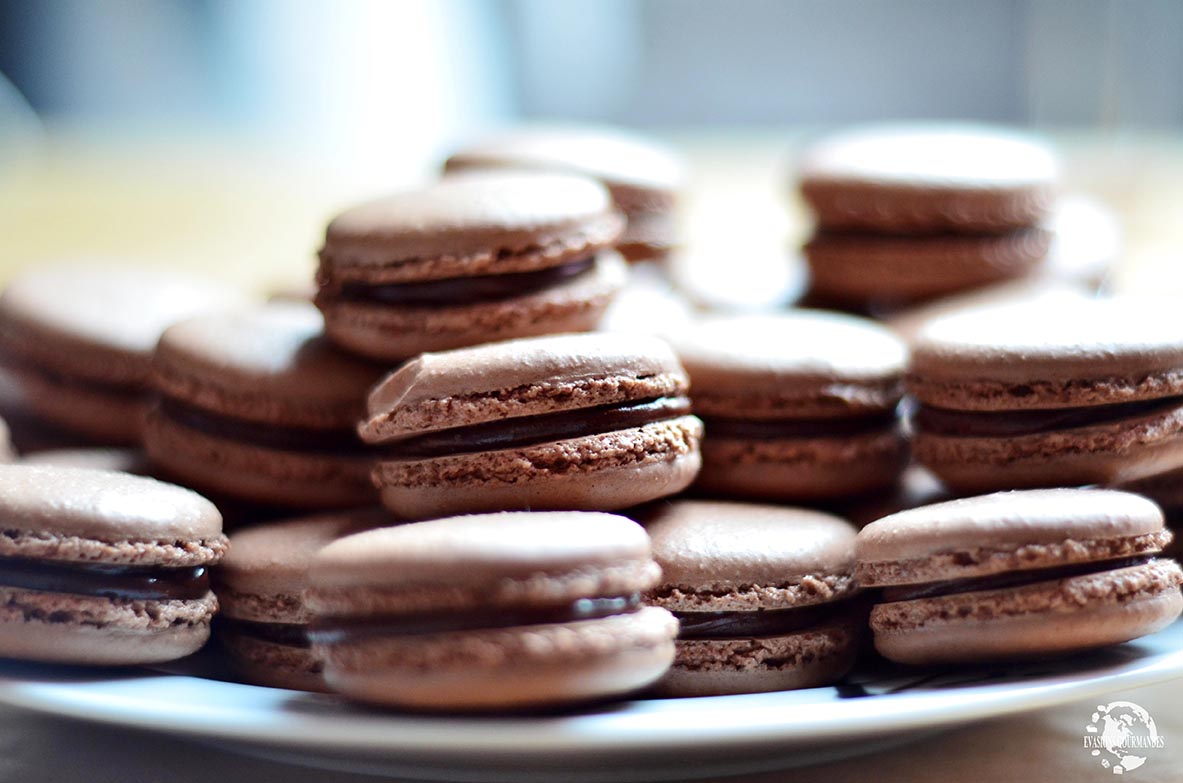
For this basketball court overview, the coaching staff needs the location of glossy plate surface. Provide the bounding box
[0,621,1178,782]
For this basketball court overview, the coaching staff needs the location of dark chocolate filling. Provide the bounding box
[674,600,849,640]
[337,257,596,307]
[914,396,1183,439]
[380,397,691,458]
[307,594,641,645]
[700,410,898,440]
[0,556,210,601]
[219,617,311,648]
[158,399,367,455]
[880,556,1155,603]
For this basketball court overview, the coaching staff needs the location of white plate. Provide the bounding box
[0,621,1180,782]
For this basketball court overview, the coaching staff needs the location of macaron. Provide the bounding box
[305,511,678,710]
[144,302,386,510]
[642,501,862,696]
[359,332,703,520]
[798,123,1059,234]
[909,297,1183,493]
[316,171,628,361]
[213,509,388,691]
[443,126,684,262]
[803,226,1051,307]
[0,464,226,664]
[856,489,1183,664]
[0,263,246,444]
[672,312,909,501]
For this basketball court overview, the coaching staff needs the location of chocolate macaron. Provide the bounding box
[444,126,684,262]
[316,171,628,361]
[0,263,246,444]
[857,489,1183,664]
[145,302,385,509]
[359,333,702,520]
[214,509,388,691]
[798,123,1059,234]
[0,465,226,664]
[910,297,1183,492]
[673,313,909,501]
[305,511,677,710]
[642,501,862,696]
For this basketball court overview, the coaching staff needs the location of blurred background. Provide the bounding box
[0,0,1181,292]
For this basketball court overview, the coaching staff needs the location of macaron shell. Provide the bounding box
[0,464,223,545]
[0,263,248,385]
[909,298,1183,409]
[856,489,1167,585]
[317,608,677,710]
[319,172,623,284]
[0,363,147,444]
[362,331,687,439]
[798,124,1058,234]
[803,228,1050,305]
[0,587,217,664]
[870,561,1183,664]
[371,417,702,520]
[695,427,909,502]
[655,617,860,697]
[913,401,1183,494]
[617,211,676,263]
[144,407,376,509]
[19,447,153,475]
[674,312,907,418]
[153,302,384,429]
[321,251,627,363]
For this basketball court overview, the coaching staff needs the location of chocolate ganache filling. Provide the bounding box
[159,399,367,455]
[307,594,641,645]
[382,397,691,458]
[700,409,898,440]
[674,599,855,640]
[338,257,597,307]
[0,556,210,601]
[218,618,311,648]
[914,396,1183,439]
[880,556,1156,603]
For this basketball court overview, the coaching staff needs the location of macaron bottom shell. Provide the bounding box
[656,617,861,698]
[316,608,678,711]
[318,252,627,362]
[219,632,328,693]
[869,561,1183,665]
[144,407,376,509]
[373,417,702,520]
[695,429,908,502]
[0,588,217,665]
[913,402,1183,494]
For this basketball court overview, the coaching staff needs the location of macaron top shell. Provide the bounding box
[857,489,1170,586]
[910,298,1183,409]
[153,302,385,429]
[0,263,246,384]
[0,465,225,565]
[643,501,859,611]
[217,509,389,622]
[799,124,1059,190]
[444,126,684,208]
[319,172,624,283]
[307,511,660,614]
[674,312,907,418]
[360,332,688,441]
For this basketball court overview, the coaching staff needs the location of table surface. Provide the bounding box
[0,127,1181,782]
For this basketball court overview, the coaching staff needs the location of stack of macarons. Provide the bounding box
[797,124,1060,313]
